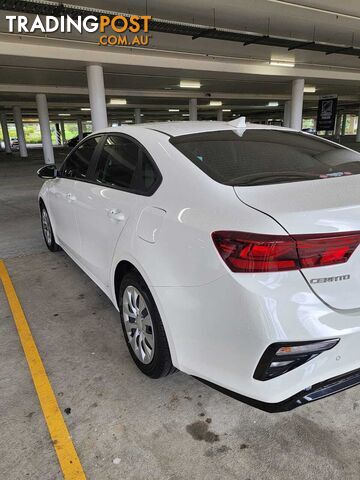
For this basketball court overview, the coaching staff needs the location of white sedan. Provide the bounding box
[38,119,360,412]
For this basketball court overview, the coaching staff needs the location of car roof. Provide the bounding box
[95,120,296,138]
[142,121,236,136]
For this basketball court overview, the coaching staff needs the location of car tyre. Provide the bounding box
[119,272,176,378]
[40,204,61,252]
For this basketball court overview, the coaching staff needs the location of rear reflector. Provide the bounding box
[254,339,339,380]
[212,231,360,272]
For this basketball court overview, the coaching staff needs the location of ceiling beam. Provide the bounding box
[192,28,217,40]
[0,84,358,102]
[1,37,360,82]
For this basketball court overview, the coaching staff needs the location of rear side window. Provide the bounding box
[140,152,157,190]
[96,135,139,189]
[61,136,101,179]
[171,130,360,186]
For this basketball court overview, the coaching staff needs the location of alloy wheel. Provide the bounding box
[122,285,155,364]
[41,209,52,246]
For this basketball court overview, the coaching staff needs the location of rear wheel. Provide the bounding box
[119,272,176,378]
[40,205,60,252]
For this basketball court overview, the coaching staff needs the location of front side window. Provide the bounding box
[96,135,139,189]
[171,130,360,186]
[61,136,101,179]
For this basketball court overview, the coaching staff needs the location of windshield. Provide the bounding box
[171,129,360,186]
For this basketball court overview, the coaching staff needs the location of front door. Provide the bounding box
[48,135,102,259]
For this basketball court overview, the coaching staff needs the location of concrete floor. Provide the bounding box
[1,148,360,480]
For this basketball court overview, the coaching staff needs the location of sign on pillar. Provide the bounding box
[316,95,338,132]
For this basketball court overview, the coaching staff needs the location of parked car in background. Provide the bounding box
[10,137,19,149]
[38,120,360,412]
[67,132,91,148]
[302,127,317,135]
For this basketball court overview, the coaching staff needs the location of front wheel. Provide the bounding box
[119,272,176,378]
[40,205,60,252]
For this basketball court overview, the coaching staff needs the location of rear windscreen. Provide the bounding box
[171,130,360,186]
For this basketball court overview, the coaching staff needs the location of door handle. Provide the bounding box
[108,208,126,222]
[66,193,76,202]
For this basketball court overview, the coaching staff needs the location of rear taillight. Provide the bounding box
[212,231,360,273]
[296,234,360,268]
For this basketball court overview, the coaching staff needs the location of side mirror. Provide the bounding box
[37,165,57,179]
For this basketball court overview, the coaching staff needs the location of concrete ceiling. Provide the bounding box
[71,0,360,46]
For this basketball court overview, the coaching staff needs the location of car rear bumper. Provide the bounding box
[154,267,360,405]
[196,367,360,412]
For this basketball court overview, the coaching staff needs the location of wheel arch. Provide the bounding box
[39,194,60,245]
[39,196,45,209]
[113,258,179,368]
[114,260,138,309]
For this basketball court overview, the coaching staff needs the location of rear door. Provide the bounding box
[74,133,160,287]
[48,135,102,258]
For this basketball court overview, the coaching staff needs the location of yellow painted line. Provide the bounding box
[0,260,86,480]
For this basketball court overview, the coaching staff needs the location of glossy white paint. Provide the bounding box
[47,177,81,257]
[39,121,360,405]
[73,181,140,288]
[234,174,360,311]
[136,207,166,244]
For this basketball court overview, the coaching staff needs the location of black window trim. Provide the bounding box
[89,132,162,197]
[58,132,162,196]
[59,133,105,183]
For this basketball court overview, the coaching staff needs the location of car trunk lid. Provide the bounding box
[234,175,360,311]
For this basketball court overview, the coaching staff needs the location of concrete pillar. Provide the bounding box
[189,98,197,121]
[0,113,11,153]
[356,108,360,142]
[341,113,347,136]
[335,112,342,141]
[55,123,61,145]
[290,78,305,130]
[77,119,83,140]
[283,100,291,128]
[86,64,108,131]
[134,108,141,124]
[217,109,223,121]
[36,94,55,164]
[13,106,27,158]
[60,120,66,144]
